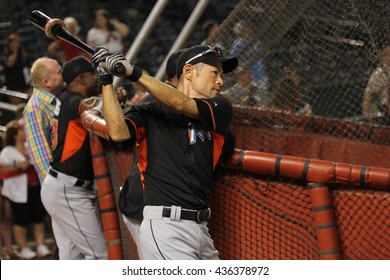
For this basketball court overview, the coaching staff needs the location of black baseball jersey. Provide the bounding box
[121,95,233,210]
[50,91,94,180]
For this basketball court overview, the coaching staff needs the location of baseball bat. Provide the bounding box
[30,10,125,75]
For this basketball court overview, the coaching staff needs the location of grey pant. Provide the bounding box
[122,215,141,250]
[139,205,219,260]
[41,170,107,260]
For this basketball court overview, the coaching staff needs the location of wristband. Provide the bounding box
[100,75,113,85]
[127,66,142,82]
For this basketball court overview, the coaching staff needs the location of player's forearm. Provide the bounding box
[93,49,198,118]
[0,164,20,174]
[138,74,199,119]
[110,19,129,37]
[5,52,18,67]
[101,84,130,141]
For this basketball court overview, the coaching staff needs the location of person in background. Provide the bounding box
[23,57,65,184]
[201,19,219,44]
[47,17,84,63]
[115,79,135,108]
[224,64,270,107]
[270,68,312,115]
[0,133,19,260]
[23,57,64,259]
[0,183,15,260]
[41,56,107,260]
[0,119,50,259]
[362,45,390,123]
[2,33,31,104]
[164,49,185,88]
[230,21,267,86]
[87,9,129,54]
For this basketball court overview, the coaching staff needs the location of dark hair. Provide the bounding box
[95,9,114,31]
[271,71,304,111]
[4,33,21,56]
[5,123,19,146]
[96,8,110,18]
[201,20,219,38]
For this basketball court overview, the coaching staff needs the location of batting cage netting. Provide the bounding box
[206,0,390,168]
[81,0,389,260]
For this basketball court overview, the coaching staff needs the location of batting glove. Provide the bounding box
[105,53,143,82]
[92,46,110,67]
[96,66,113,85]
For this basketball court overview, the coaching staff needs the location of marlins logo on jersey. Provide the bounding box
[187,123,212,145]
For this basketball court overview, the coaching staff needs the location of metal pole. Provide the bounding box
[113,0,170,87]
[0,86,29,100]
[154,0,210,81]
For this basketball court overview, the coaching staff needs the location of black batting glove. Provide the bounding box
[96,66,113,85]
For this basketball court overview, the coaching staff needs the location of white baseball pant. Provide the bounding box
[138,205,219,260]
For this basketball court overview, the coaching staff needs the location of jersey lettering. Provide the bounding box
[54,98,61,115]
[188,123,212,145]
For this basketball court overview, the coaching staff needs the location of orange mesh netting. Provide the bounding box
[102,149,389,259]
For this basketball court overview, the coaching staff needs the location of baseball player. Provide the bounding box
[92,45,238,259]
[118,49,236,254]
[40,56,107,260]
[118,49,185,250]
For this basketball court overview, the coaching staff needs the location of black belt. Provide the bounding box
[162,207,211,223]
[48,169,93,190]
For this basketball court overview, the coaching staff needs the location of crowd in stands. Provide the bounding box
[0,0,237,98]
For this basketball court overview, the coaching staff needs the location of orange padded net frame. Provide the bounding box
[82,99,389,260]
[101,147,389,260]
